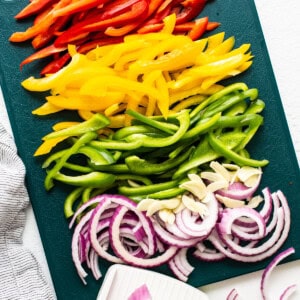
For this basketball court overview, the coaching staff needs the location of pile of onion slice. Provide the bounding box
[70,186,292,285]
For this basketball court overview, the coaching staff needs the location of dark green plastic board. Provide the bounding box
[1,1,300,299]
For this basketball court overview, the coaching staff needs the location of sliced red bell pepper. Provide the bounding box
[100,0,141,19]
[10,0,72,42]
[32,15,70,49]
[20,44,67,69]
[40,52,71,75]
[206,21,221,31]
[52,0,110,17]
[175,0,207,24]
[14,0,55,20]
[187,16,208,40]
[54,0,148,46]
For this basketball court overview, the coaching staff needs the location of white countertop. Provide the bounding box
[0,0,299,299]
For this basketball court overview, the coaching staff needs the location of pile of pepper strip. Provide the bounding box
[34,83,269,218]
[10,0,219,75]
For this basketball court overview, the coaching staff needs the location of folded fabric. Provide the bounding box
[0,123,56,300]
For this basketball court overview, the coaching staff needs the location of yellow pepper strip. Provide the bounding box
[206,36,235,55]
[161,13,176,34]
[78,110,95,121]
[104,103,127,117]
[22,29,254,127]
[169,84,223,106]
[205,32,225,51]
[32,102,64,115]
[46,93,124,111]
[172,95,207,112]
[34,120,82,156]
[22,53,88,91]
[52,121,80,131]
[34,136,67,156]
[155,70,169,118]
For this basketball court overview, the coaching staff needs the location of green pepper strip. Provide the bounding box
[126,109,178,134]
[61,162,94,173]
[42,149,67,169]
[89,139,143,150]
[125,110,190,148]
[244,99,265,114]
[173,132,247,179]
[131,187,186,202]
[182,112,221,140]
[223,100,248,116]
[44,131,98,190]
[208,131,269,167]
[64,187,85,218]
[118,180,179,196]
[116,174,153,185]
[113,125,166,140]
[91,163,130,173]
[190,82,249,120]
[125,146,194,175]
[77,145,115,166]
[43,113,110,140]
[234,115,264,151]
[53,171,116,188]
[201,88,258,119]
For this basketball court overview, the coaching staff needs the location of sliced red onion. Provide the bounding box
[260,247,296,300]
[71,210,94,284]
[218,207,266,239]
[168,259,188,282]
[69,196,103,229]
[193,242,226,262]
[234,187,273,227]
[231,193,279,241]
[127,283,152,300]
[168,247,194,282]
[110,205,179,267]
[152,217,202,247]
[279,284,297,300]
[89,248,102,280]
[226,288,239,300]
[208,190,291,262]
[89,197,124,264]
[175,192,219,237]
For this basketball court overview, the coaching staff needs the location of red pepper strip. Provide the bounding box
[14,0,55,19]
[105,0,165,36]
[188,16,208,40]
[137,23,164,34]
[156,0,177,13]
[100,0,141,19]
[52,0,109,17]
[20,44,67,69]
[104,24,140,37]
[40,36,123,75]
[206,21,221,31]
[32,15,70,49]
[33,5,52,25]
[40,52,71,75]
[175,0,207,24]
[9,0,73,42]
[54,0,148,47]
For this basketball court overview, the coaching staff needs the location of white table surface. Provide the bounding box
[0,0,299,299]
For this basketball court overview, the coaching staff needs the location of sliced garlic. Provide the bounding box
[216,194,245,208]
[180,173,207,199]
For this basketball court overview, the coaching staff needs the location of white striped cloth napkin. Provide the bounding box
[0,123,56,300]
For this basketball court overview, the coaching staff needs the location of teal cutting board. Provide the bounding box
[1,1,300,299]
